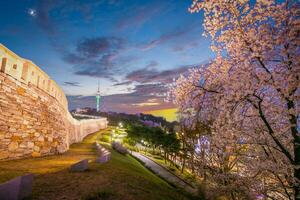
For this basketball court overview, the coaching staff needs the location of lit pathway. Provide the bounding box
[131,151,197,195]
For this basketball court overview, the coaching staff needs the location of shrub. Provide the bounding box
[100,136,110,143]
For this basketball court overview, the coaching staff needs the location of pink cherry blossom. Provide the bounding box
[169,1,299,199]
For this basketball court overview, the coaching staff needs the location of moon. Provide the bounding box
[27,9,36,17]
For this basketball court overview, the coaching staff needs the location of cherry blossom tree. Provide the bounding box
[170,0,299,199]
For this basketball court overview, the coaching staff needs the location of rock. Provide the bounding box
[47,136,53,142]
[57,144,66,153]
[0,151,9,160]
[31,152,41,157]
[112,142,128,154]
[18,174,33,200]
[27,142,34,148]
[0,174,33,200]
[11,136,22,142]
[96,154,111,163]
[70,159,88,172]
[33,146,40,152]
[16,87,26,95]
[34,132,40,137]
[37,136,44,142]
[19,143,27,148]
[8,142,18,151]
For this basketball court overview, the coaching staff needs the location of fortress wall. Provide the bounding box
[0,44,108,160]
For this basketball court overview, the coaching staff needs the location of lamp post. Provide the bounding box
[118,122,123,128]
[111,129,115,143]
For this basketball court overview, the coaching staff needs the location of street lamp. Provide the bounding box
[111,129,115,142]
[118,122,123,128]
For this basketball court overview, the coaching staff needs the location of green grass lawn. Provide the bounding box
[0,128,193,200]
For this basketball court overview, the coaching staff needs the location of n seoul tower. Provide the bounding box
[96,81,101,112]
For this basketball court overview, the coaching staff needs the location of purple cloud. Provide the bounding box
[117,3,167,31]
[131,83,167,97]
[172,41,199,52]
[76,37,121,58]
[141,30,186,51]
[34,0,121,36]
[140,22,199,51]
[125,64,194,84]
[35,0,61,35]
[113,81,133,86]
[145,60,159,69]
[62,36,128,78]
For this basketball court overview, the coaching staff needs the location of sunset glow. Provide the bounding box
[145,108,177,122]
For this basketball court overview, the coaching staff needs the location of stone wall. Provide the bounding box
[0,44,108,160]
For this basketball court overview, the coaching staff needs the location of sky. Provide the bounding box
[0,0,213,117]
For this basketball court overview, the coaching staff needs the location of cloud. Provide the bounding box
[64,81,81,87]
[139,20,201,51]
[130,83,168,97]
[34,0,119,36]
[132,102,160,107]
[62,36,128,78]
[145,60,159,69]
[117,3,167,31]
[35,0,60,35]
[141,29,188,51]
[113,81,132,86]
[172,41,199,52]
[125,64,195,84]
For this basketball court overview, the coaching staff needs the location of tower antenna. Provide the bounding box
[97,80,100,93]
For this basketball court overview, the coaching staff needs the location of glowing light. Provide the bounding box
[145,108,178,122]
[27,9,36,17]
[132,102,160,107]
[118,122,123,128]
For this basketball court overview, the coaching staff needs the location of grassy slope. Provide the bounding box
[146,153,199,186]
[0,128,191,200]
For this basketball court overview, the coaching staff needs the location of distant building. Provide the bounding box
[75,108,89,113]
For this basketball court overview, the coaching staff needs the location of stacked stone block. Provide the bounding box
[0,44,108,160]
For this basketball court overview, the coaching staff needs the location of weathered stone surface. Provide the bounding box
[19,174,34,200]
[96,154,111,163]
[37,136,44,142]
[0,174,33,200]
[8,142,18,151]
[70,159,89,172]
[0,151,9,159]
[95,146,111,163]
[0,176,21,200]
[0,44,108,161]
[27,142,34,148]
[33,146,40,152]
[31,152,41,157]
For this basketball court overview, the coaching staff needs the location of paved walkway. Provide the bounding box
[131,152,197,194]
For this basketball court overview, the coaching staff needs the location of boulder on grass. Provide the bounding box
[96,154,110,163]
[70,159,88,172]
[0,173,34,200]
[112,142,128,155]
